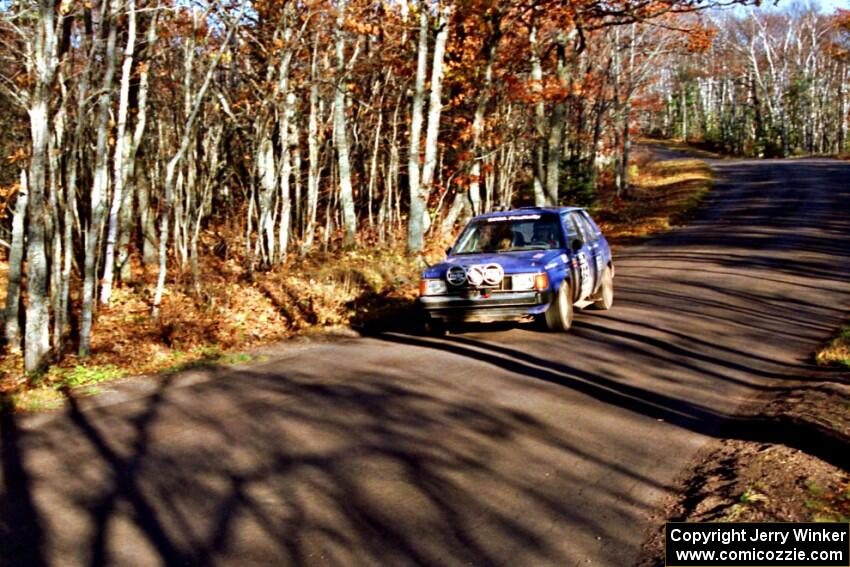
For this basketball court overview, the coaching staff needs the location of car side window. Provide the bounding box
[575,215,598,243]
[561,213,579,240]
[579,211,601,242]
[567,213,590,244]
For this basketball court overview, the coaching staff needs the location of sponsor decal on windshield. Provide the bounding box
[486,214,541,222]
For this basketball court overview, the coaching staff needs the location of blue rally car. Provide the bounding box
[418,207,614,333]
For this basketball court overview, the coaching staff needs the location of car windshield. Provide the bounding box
[453,214,564,254]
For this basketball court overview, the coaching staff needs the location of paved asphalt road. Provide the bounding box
[2,158,850,567]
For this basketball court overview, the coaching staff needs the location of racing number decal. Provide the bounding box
[578,252,592,299]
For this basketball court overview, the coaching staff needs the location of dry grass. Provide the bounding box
[640,137,724,159]
[594,157,714,247]
[0,244,424,410]
[816,325,850,368]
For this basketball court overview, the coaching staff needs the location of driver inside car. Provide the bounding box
[479,223,515,252]
[531,223,558,247]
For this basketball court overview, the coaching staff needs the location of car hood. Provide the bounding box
[423,249,565,278]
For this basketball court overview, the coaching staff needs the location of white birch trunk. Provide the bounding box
[118,11,157,281]
[406,4,428,253]
[302,35,321,253]
[333,7,357,247]
[468,37,497,216]
[101,0,136,305]
[530,26,546,208]
[367,89,383,229]
[257,133,276,264]
[278,93,295,262]
[419,6,450,231]
[4,171,29,352]
[80,0,119,357]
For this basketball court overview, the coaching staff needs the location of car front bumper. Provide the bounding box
[418,289,554,323]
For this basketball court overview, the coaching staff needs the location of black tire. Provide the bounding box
[544,281,574,332]
[592,265,614,310]
[423,318,447,336]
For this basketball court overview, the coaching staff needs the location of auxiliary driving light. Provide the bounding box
[482,263,504,286]
[466,266,485,287]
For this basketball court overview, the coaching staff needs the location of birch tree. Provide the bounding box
[100,0,137,305]
[79,0,119,357]
[407,2,450,254]
[23,0,61,370]
[333,2,357,247]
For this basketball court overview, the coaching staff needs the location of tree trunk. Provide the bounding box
[333,8,356,247]
[101,0,136,305]
[406,5,428,253]
[4,171,29,352]
[419,5,450,224]
[302,34,321,253]
[80,0,119,357]
[118,10,157,281]
[25,98,52,370]
[367,89,383,230]
[439,191,467,239]
[48,100,64,352]
[544,33,569,207]
[24,0,61,370]
[408,4,450,253]
[257,132,276,265]
[278,93,295,263]
[530,25,547,208]
[468,33,498,216]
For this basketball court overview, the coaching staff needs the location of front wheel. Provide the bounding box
[544,282,574,332]
[423,318,447,336]
[592,265,614,310]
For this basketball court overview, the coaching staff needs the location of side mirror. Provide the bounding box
[445,246,452,256]
[570,238,584,253]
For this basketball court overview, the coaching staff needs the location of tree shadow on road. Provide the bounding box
[379,332,849,473]
[0,357,634,566]
[0,394,47,567]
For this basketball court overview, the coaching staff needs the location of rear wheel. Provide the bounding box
[592,265,614,310]
[544,282,574,332]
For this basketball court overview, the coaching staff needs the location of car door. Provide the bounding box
[563,212,596,302]
[575,211,606,296]
[581,210,611,273]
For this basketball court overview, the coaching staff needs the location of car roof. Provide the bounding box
[474,206,583,221]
